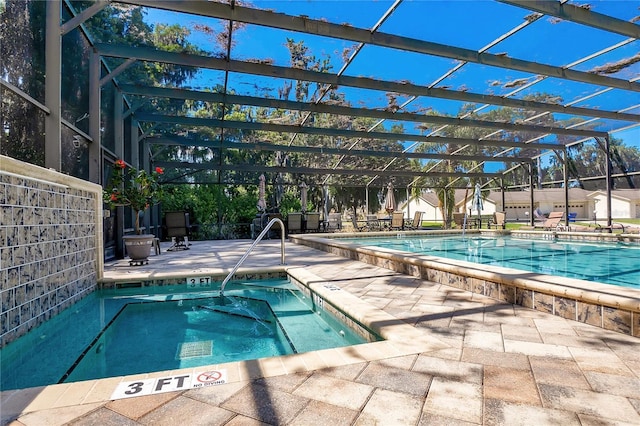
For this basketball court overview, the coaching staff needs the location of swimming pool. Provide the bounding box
[0,278,375,391]
[339,235,640,289]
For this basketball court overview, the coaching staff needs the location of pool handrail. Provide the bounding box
[219,217,286,296]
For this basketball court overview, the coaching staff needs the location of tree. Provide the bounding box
[548,137,640,190]
[0,0,46,165]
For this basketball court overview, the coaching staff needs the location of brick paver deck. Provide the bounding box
[2,239,639,425]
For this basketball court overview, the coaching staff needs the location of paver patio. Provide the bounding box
[2,239,640,425]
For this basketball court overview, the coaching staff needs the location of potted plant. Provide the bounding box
[103,159,164,264]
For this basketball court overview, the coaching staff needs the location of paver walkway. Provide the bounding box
[3,239,640,425]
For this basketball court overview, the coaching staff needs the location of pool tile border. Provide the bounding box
[98,267,289,289]
[291,232,640,338]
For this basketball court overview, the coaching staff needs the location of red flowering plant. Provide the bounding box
[103,159,164,234]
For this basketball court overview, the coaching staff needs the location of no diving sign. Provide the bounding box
[111,369,227,400]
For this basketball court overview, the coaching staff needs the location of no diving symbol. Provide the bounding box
[197,371,222,383]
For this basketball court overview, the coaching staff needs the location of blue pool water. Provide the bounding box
[0,279,372,391]
[340,235,640,289]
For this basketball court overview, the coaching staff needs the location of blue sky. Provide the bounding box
[143,1,639,148]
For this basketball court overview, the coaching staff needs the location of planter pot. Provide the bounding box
[123,234,154,265]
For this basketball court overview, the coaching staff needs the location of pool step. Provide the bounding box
[197,305,273,323]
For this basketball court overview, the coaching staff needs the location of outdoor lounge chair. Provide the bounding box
[165,211,191,251]
[390,211,405,230]
[405,211,424,230]
[287,212,303,234]
[252,212,285,239]
[265,213,284,238]
[488,211,506,229]
[366,215,380,231]
[326,212,342,232]
[534,211,564,230]
[304,212,320,232]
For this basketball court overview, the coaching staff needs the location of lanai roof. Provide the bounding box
[77,0,640,190]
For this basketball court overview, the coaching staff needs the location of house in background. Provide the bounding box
[456,188,497,217]
[488,188,594,221]
[399,190,443,222]
[489,188,640,221]
[400,188,640,224]
[399,189,497,222]
[589,189,640,220]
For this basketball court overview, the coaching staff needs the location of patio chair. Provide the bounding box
[165,211,191,251]
[467,215,482,229]
[265,212,284,238]
[287,212,303,234]
[366,214,380,231]
[405,211,424,230]
[252,211,284,239]
[326,212,342,232]
[351,214,368,232]
[304,212,320,232]
[390,211,405,230]
[534,211,564,230]
[488,211,506,229]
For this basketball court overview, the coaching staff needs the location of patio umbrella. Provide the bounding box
[257,174,266,212]
[299,182,308,213]
[384,182,396,215]
[323,184,329,221]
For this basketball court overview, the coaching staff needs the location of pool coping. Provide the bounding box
[0,266,449,419]
[290,231,640,337]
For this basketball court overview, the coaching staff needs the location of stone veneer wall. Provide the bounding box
[292,233,640,338]
[0,156,103,348]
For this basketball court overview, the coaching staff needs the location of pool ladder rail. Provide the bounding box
[461,213,468,237]
[219,217,286,296]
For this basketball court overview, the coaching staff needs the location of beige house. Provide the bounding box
[457,188,497,217]
[488,188,640,221]
[487,188,593,221]
[589,189,640,220]
[400,189,498,221]
[399,190,444,222]
[401,188,640,223]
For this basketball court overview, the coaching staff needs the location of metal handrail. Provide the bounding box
[462,213,468,237]
[219,217,286,296]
